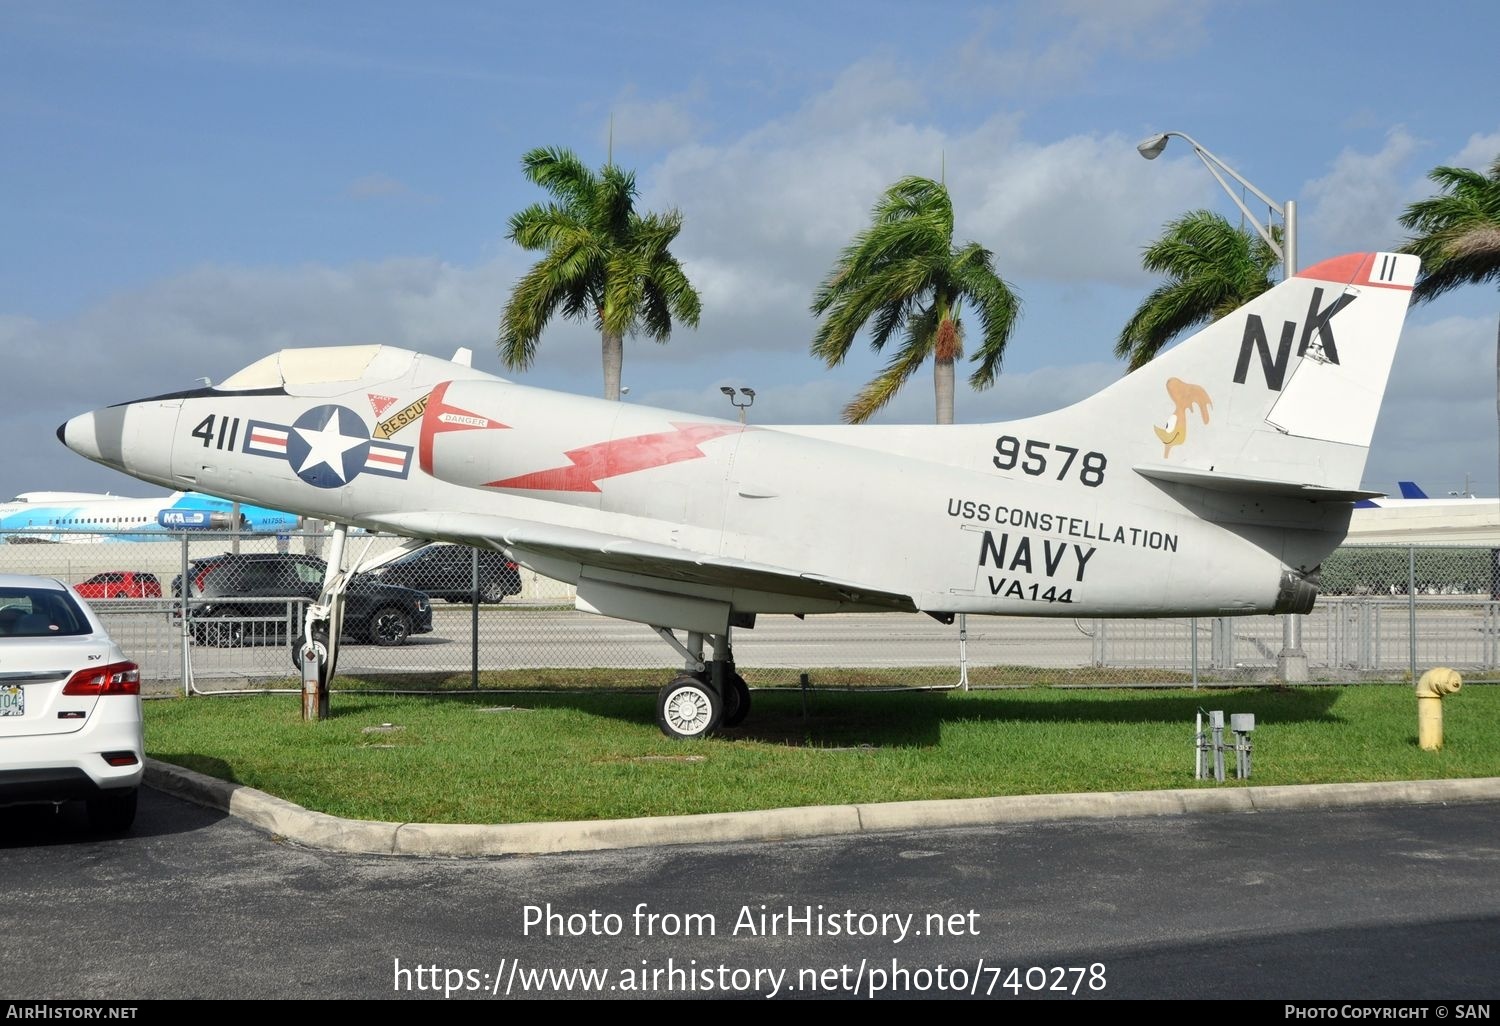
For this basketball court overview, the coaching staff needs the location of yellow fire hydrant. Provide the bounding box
[1415,667,1462,751]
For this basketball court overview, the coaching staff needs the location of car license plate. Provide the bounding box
[0,685,23,716]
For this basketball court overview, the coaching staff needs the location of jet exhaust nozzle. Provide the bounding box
[1272,567,1321,615]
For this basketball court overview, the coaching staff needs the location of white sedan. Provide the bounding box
[0,574,143,831]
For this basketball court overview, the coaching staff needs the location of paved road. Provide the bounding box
[4,789,1498,1000]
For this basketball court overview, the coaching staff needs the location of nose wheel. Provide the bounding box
[298,523,351,721]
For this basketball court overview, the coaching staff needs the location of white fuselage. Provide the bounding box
[63,357,1345,619]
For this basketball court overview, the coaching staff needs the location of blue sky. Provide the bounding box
[4,0,1499,499]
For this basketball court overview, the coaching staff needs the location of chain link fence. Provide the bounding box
[4,531,1497,690]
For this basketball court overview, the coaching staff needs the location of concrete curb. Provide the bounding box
[144,759,1500,858]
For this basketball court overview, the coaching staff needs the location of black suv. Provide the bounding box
[175,553,432,648]
[369,544,522,603]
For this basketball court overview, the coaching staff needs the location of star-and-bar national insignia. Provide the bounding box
[243,405,413,488]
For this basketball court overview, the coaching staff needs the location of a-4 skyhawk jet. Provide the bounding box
[61,251,1418,738]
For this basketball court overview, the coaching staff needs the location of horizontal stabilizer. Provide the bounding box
[1134,464,1383,502]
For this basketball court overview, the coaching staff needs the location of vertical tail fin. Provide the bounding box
[1053,251,1419,500]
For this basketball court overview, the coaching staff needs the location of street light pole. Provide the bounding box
[720,386,755,425]
[1137,129,1308,683]
[1137,131,1296,278]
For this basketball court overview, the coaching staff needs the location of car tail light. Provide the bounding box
[102,751,139,767]
[62,661,140,696]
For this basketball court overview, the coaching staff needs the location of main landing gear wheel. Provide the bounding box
[722,672,751,728]
[647,625,753,739]
[656,673,722,740]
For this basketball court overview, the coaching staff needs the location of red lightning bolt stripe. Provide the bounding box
[418,380,509,475]
[486,423,741,492]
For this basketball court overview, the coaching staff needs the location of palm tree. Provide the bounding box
[1399,154,1500,501]
[1399,156,1500,301]
[1115,210,1281,370]
[499,146,701,400]
[810,176,1020,424]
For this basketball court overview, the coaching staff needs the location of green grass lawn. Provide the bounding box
[144,684,1500,825]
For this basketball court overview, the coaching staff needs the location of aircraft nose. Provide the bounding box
[59,410,108,464]
[59,404,143,475]
[59,399,181,487]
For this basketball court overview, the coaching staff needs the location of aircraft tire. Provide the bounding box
[291,624,331,671]
[722,673,751,728]
[656,673,722,740]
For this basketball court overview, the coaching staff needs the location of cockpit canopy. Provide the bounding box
[216,346,492,397]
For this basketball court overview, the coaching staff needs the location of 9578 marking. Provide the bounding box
[992,435,1106,487]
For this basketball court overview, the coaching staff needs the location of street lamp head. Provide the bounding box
[721,384,752,422]
[1136,133,1169,160]
[1133,126,1292,273]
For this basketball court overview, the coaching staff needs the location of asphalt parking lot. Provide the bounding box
[4,787,1499,1000]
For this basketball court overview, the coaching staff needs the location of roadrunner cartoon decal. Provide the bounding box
[1153,377,1212,458]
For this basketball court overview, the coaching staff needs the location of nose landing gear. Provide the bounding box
[296,523,351,721]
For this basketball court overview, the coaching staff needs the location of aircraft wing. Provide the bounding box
[363,509,918,612]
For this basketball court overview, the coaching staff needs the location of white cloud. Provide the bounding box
[0,257,526,496]
[1299,127,1420,259]
[644,99,1206,370]
[605,87,701,151]
[1451,129,1500,172]
[1365,313,1500,494]
[953,0,1208,95]
[955,130,1210,282]
[797,58,928,130]
[1295,125,1500,275]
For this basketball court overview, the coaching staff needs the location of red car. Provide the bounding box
[74,572,162,600]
